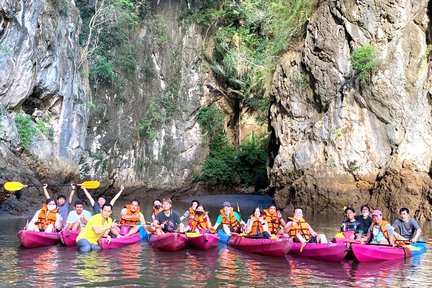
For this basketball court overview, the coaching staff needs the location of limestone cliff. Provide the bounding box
[269,0,432,220]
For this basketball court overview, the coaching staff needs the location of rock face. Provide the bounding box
[269,0,432,220]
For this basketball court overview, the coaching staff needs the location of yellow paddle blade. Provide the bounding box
[79,180,100,189]
[186,232,201,238]
[335,232,345,239]
[3,182,26,192]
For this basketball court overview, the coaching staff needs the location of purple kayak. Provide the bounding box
[98,233,141,250]
[229,236,293,258]
[289,242,348,262]
[59,230,79,246]
[187,233,219,250]
[17,230,60,249]
[351,242,427,262]
[148,233,188,251]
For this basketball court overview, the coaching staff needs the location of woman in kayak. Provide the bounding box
[81,185,124,214]
[180,200,200,225]
[151,199,163,221]
[245,207,271,239]
[27,198,62,233]
[187,205,214,233]
[363,209,395,245]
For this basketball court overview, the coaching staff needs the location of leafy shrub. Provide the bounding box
[15,114,37,149]
[350,45,380,82]
[90,56,114,85]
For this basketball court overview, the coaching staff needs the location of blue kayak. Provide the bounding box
[217,229,230,244]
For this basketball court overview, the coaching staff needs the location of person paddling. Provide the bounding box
[26,198,62,233]
[76,204,120,253]
[245,207,271,239]
[392,208,422,243]
[43,183,75,229]
[364,209,395,246]
[285,208,328,244]
[81,185,124,214]
[113,199,146,237]
[153,198,185,234]
[213,201,246,236]
[64,200,92,231]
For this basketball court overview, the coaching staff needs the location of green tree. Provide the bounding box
[350,45,380,82]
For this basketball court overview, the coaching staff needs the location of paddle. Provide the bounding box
[3,180,100,192]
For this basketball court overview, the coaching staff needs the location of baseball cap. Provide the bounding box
[223,201,231,207]
[371,210,382,216]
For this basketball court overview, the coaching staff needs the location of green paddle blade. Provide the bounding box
[79,180,100,189]
[4,182,26,192]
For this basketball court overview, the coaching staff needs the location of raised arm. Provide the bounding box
[110,185,124,206]
[81,186,95,207]
[43,184,51,199]
[68,184,76,204]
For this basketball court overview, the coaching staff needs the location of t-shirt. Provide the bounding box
[392,218,421,239]
[58,202,70,224]
[341,219,362,233]
[369,223,394,243]
[155,210,181,232]
[354,215,372,234]
[76,213,113,244]
[215,211,242,225]
[66,210,92,228]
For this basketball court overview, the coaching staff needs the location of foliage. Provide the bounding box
[15,114,37,149]
[89,56,114,85]
[350,45,380,82]
[139,102,164,141]
[36,118,54,142]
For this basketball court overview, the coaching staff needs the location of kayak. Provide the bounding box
[217,229,230,244]
[289,242,348,262]
[59,230,79,246]
[351,242,427,262]
[148,233,188,251]
[17,230,60,249]
[98,233,141,250]
[229,236,293,258]
[187,232,219,250]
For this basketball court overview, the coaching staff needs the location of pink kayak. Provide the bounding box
[59,230,79,246]
[187,233,219,250]
[289,242,348,262]
[148,233,188,251]
[98,233,141,250]
[351,242,427,262]
[229,236,293,257]
[17,230,60,249]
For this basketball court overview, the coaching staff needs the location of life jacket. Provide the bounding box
[249,216,264,235]
[35,204,58,229]
[370,220,398,243]
[220,208,240,231]
[264,209,280,234]
[287,217,311,241]
[120,204,141,225]
[190,213,215,233]
[188,207,196,219]
[153,207,162,217]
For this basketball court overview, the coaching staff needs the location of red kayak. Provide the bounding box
[351,243,427,262]
[148,233,188,251]
[59,230,79,246]
[289,242,348,262]
[98,233,141,250]
[187,233,219,250]
[17,230,60,249]
[229,236,293,257]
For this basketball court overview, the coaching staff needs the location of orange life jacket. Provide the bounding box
[153,207,162,217]
[190,213,211,231]
[120,204,141,225]
[36,204,58,229]
[370,220,398,243]
[249,216,265,235]
[287,217,311,241]
[188,207,196,219]
[220,208,240,231]
[264,209,281,234]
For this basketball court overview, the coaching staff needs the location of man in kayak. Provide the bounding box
[81,185,124,214]
[392,207,422,243]
[340,207,362,239]
[26,198,62,233]
[364,209,395,245]
[64,200,92,231]
[43,183,75,228]
[76,204,119,252]
[153,198,185,234]
[285,208,328,243]
[263,204,286,235]
[245,207,271,238]
[187,205,214,233]
[354,204,372,238]
[114,199,146,237]
[180,199,200,224]
[213,201,246,235]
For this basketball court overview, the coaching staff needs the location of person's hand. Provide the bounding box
[106,235,112,244]
[70,183,76,190]
[120,185,124,191]
[43,184,48,188]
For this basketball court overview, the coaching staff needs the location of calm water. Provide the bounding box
[0,195,431,287]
